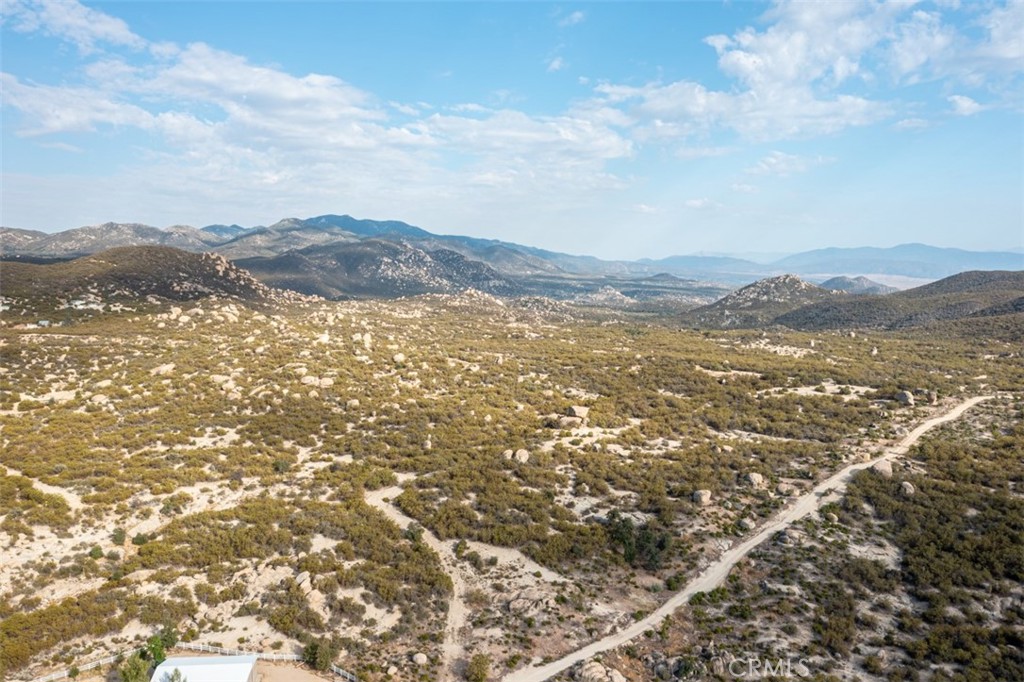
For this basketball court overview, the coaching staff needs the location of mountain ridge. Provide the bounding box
[3,217,1020,296]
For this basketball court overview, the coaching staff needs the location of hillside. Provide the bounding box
[684,274,840,328]
[0,227,49,252]
[776,270,1024,330]
[0,246,298,315]
[9,223,219,256]
[236,239,521,299]
[819,275,897,295]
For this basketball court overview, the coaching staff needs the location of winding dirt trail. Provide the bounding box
[365,485,469,681]
[502,396,992,682]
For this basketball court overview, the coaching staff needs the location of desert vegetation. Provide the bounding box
[1,285,1019,681]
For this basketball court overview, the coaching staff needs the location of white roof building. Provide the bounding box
[150,655,257,682]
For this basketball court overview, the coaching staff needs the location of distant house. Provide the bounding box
[150,655,257,682]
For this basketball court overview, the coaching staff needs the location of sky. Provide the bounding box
[2,1,1022,260]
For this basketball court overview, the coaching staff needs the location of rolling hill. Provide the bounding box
[236,239,521,299]
[683,274,841,328]
[0,246,296,307]
[776,270,1024,330]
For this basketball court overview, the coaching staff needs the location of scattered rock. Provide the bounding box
[386,665,398,676]
[895,390,915,406]
[776,482,796,496]
[577,660,627,682]
[559,416,584,428]
[743,472,766,489]
[900,481,916,496]
[411,652,428,666]
[393,352,406,364]
[738,518,756,531]
[514,448,530,463]
[567,405,590,420]
[872,460,893,478]
[507,588,550,617]
[825,512,839,523]
[692,489,712,506]
[150,363,175,376]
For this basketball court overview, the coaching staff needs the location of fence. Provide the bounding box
[28,642,359,682]
[29,653,122,682]
[176,643,359,680]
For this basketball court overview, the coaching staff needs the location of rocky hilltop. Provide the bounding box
[0,246,306,318]
[820,275,897,295]
[777,270,1024,330]
[684,274,840,328]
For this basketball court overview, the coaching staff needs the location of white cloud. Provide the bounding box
[1,0,145,52]
[894,117,931,130]
[888,10,957,82]
[632,203,658,214]
[0,73,155,135]
[977,0,1024,63]
[547,56,566,72]
[559,11,585,28]
[684,198,717,210]
[586,0,920,142]
[389,101,421,116]
[746,151,833,176]
[731,183,757,194]
[948,94,983,116]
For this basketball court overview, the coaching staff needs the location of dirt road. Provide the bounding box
[502,396,992,682]
[365,486,469,681]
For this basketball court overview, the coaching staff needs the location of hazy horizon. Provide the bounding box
[2,1,1022,259]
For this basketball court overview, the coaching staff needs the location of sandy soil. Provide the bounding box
[501,395,992,682]
[256,660,334,681]
[2,464,85,510]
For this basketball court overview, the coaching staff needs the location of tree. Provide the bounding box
[466,653,490,682]
[145,634,166,665]
[120,652,150,682]
[302,638,338,671]
[162,670,186,682]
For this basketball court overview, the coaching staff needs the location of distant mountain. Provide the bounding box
[236,239,521,299]
[4,217,1021,296]
[6,222,219,257]
[213,219,360,259]
[636,254,763,279]
[305,214,433,239]
[201,224,254,240]
[773,244,1023,279]
[1,246,296,305]
[0,227,49,252]
[776,270,1024,330]
[684,274,840,328]
[819,275,897,295]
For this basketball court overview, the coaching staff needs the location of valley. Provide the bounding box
[1,254,1021,681]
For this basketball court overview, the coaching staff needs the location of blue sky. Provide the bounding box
[2,1,1022,259]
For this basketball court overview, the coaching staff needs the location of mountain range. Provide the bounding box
[4,244,1021,337]
[2,215,1021,303]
